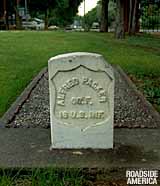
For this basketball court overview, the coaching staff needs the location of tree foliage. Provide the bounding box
[1,0,83,29]
[83,7,99,30]
[82,0,116,30]
[140,0,160,30]
[28,0,57,29]
[50,0,83,26]
[28,0,83,28]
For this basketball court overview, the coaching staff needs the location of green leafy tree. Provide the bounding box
[82,0,116,31]
[83,7,99,30]
[28,0,82,28]
[141,2,160,30]
[51,0,83,27]
[28,0,58,29]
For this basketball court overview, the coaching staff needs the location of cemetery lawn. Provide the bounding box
[0,31,160,117]
[0,168,160,185]
[0,168,128,186]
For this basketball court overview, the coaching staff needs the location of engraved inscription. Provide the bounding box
[71,96,93,105]
[60,111,105,119]
[57,77,79,106]
[82,77,107,103]
[57,76,107,106]
[52,65,111,127]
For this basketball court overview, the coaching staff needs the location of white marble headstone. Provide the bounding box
[48,52,114,149]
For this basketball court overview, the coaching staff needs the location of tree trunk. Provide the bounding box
[5,11,9,30]
[135,3,140,33]
[14,0,22,30]
[131,0,137,34]
[128,0,132,33]
[14,6,21,29]
[44,9,49,30]
[115,0,125,39]
[128,0,139,35]
[100,0,109,32]
[3,0,9,30]
[124,0,129,32]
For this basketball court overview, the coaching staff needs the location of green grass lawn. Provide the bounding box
[0,168,128,186]
[1,168,159,186]
[0,169,85,186]
[0,31,160,117]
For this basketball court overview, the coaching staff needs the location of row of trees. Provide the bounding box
[29,0,83,29]
[82,0,116,31]
[1,0,160,38]
[98,0,140,38]
[79,0,139,37]
[1,0,83,29]
[115,0,140,38]
[100,0,160,38]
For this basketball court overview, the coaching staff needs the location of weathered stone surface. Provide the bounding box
[48,52,114,149]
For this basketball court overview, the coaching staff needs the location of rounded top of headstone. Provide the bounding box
[48,52,102,62]
[48,52,114,80]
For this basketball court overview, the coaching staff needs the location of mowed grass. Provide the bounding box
[0,31,160,117]
[0,168,128,186]
[1,168,159,186]
[0,168,85,186]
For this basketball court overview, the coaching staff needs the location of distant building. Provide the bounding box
[0,0,6,29]
[0,0,28,30]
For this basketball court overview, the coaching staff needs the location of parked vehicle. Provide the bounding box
[22,18,44,30]
[48,25,59,30]
[90,22,100,32]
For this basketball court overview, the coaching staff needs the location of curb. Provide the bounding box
[0,67,48,127]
